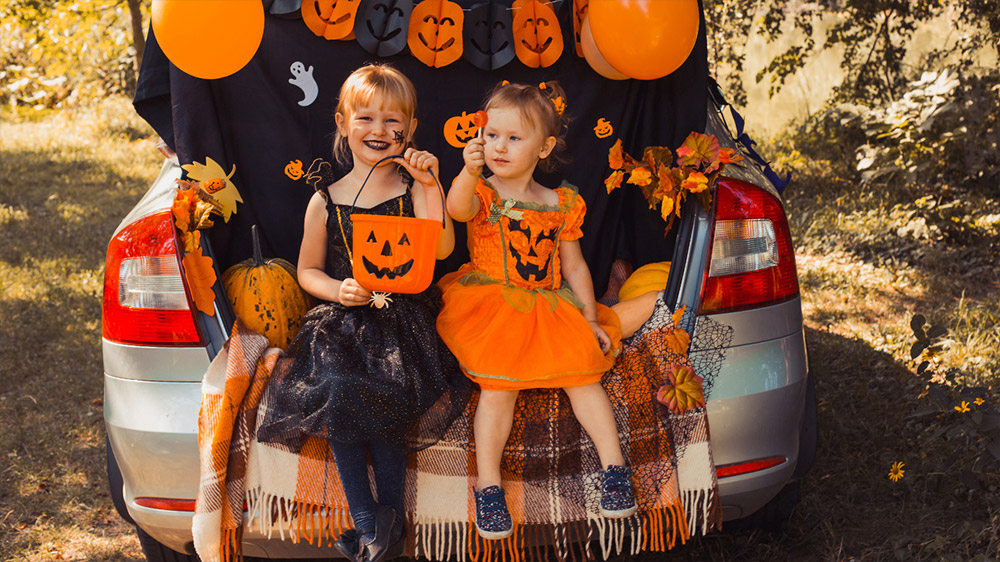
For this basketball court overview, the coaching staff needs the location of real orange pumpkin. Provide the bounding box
[222,225,314,349]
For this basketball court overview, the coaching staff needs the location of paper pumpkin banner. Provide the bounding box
[408,0,464,67]
[151,0,264,80]
[463,1,516,71]
[303,0,363,40]
[355,0,413,56]
[511,0,564,68]
[571,0,588,56]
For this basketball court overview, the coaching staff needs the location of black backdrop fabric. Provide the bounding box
[132,1,708,296]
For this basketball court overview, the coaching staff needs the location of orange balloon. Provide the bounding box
[580,14,627,80]
[587,0,699,80]
[152,0,264,80]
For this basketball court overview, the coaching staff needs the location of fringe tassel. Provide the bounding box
[682,488,718,536]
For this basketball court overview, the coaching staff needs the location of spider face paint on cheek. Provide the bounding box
[393,129,406,144]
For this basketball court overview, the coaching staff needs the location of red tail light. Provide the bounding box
[102,210,204,345]
[699,178,799,314]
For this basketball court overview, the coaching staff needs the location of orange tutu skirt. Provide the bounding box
[436,267,622,391]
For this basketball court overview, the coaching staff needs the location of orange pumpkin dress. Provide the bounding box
[436,178,621,391]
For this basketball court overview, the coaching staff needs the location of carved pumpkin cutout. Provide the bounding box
[443,110,482,148]
[463,1,515,71]
[506,219,558,283]
[407,0,464,68]
[351,214,441,293]
[511,0,564,68]
[302,0,362,40]
[571,0,588,57]
[355,0,413,56]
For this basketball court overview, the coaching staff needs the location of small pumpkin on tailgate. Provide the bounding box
[222,225,313,349]
[618,261,671,302]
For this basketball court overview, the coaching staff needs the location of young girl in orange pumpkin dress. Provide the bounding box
[256,64,472,562]
[436,81,636,540]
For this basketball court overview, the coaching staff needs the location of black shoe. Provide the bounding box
[333,528,361,561]
[358,505,405,562]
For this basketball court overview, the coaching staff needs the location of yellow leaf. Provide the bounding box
[182,157,243,222]
[660,196,674,221]
[605,170,624,193]
[655,364,705,414]
[681,171,709,193]
[664,328,690,356]
[182,230,201,254]
[627,167,653,187]
[671,304,686,327]
[182,247,217,316]
[608,139,624,170]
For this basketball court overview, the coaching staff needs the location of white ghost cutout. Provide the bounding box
[288,61,318,107]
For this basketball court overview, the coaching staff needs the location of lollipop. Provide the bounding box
[474,110,488,138]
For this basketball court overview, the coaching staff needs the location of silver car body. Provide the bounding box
[104,97,810,557]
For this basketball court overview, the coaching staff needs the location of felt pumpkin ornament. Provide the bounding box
[355,0,413,56]
[571,0,588,57]
[407,0,464,68]
[511,0,564,68]
[463,0,515,71]
[443,110,482,148]
[302,0,363,40]
[221,225,313,349]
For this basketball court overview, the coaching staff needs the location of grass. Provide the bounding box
[2,97,999,561]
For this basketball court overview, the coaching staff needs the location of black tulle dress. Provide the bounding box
[256,188,472,452]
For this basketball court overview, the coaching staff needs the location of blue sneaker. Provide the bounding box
[474,485,513,540]
[600,465,637,518]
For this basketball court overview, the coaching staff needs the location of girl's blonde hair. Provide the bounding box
[483,81,570,173]
[333,64,418,166]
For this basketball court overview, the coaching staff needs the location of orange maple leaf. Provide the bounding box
[182,246,216,316]
[664,327,691,356]
[671,304,687,327]
[627,167,653,187]
[682,171,709,193]
[676,132,720,168]
[609,139,624,170]
[605,170,624,193]
[656,364,705,414]
[718,148,743,165]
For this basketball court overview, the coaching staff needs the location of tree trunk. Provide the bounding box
[127,0,145,74]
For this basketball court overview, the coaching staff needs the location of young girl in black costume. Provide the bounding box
[256,64,471,562]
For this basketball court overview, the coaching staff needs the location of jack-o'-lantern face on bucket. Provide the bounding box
[507,219,558,283]
[463,1,515,71]
[361,228,415,280]
[512,0,563,68]
[355,0,413,56]
[302,0,362,40]
[351,214,441,293]
[407,0,464,67]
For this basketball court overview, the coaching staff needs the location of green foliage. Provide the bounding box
[1,0,146,111]
[905,313,1000,496]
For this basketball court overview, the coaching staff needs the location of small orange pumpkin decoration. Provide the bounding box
[222,225,313,349]
[443,110,480,148]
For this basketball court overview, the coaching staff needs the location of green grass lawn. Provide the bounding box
[1,97,998,561]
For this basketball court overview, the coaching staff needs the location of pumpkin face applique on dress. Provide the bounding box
[506,219,558,283]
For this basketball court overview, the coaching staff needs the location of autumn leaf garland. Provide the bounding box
[605,131,743,234]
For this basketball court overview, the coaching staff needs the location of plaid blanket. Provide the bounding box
[196,302,720,562]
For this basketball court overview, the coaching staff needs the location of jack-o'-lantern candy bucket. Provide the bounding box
[349,155,445,294]
[351,214,441,294]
